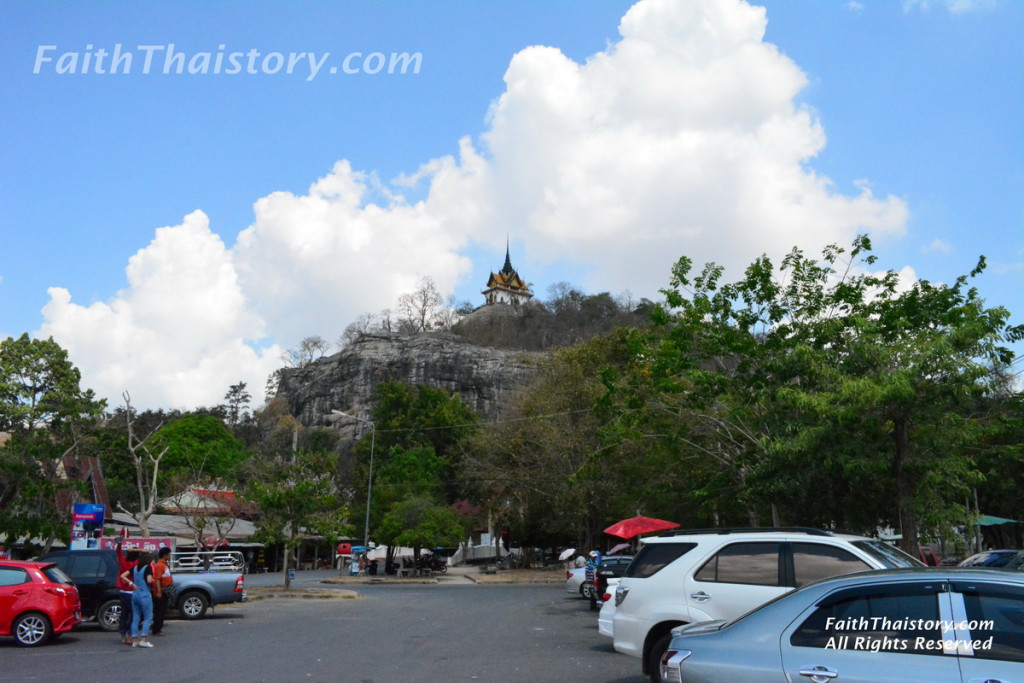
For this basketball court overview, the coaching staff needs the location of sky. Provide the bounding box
[2,0,1022,411]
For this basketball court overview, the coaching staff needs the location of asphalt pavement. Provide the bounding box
[0,576,645,683]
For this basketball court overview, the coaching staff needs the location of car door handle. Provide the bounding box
[798,666,838,682]
[689,591,710,602]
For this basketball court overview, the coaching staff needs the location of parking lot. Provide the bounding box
[0,580,646,683]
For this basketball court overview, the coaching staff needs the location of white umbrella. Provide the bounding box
[608,542,630,555]
[558,548,576,561]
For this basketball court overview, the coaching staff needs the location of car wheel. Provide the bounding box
[647,632,672,683]
[178,590,209,620]
[97,599,122,632]
[13,612,52,647]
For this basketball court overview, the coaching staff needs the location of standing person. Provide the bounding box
[115,542,137,646]
[121,550,155,648]
[151,547,173,636]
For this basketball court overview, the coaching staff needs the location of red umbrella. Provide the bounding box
[604,515,679,539]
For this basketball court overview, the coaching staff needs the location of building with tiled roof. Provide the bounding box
[482,242,533,307]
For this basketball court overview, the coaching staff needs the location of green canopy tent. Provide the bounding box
[977,515,1020,526]
[975,514,1020,552]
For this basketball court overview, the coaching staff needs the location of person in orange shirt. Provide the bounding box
[151,547,173,635]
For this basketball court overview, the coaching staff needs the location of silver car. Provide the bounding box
[660,568,1024,683]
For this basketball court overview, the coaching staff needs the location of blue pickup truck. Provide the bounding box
[38,549,247,630]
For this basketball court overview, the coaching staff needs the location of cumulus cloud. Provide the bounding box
[38,0,910,410]
[38,211,283,410]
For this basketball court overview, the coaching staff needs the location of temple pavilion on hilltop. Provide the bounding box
[482,243,533,307]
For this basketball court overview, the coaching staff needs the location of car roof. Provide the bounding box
[801,566,1024,592]
[640,528,874,543]
[0,560,56,570]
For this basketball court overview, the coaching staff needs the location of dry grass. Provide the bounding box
[246,586,359,600]
[469,567,565,584]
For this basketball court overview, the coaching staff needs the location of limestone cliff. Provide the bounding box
[276,332,543,429]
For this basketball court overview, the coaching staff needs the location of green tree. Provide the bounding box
[462,330,650,550]
[377,496,465,566]
[150,414,250,484]
[245,450,349,588]
[607,237,1023,551]
[0,334,105,548]
[370,382,479,462]
[223,382,252,427]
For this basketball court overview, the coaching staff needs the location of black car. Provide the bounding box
[591,556,634,610]
[37,549,124,631]
[959,549,1024,569]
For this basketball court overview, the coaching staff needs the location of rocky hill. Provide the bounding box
[277,331,544,430]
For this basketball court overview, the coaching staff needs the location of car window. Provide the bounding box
[67,554,107,579]
[623,543,696,579]
[953,581,1024,663]
[695,542,781,586]
[42,565,75,585]
[850,540,923,568]
[792,543,871,588]
[0,567,31,586]
[790,583,943,655]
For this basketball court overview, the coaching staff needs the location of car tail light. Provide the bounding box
[234,576,245,592]
[660,649,691,683]
[566,571,571,579]
[602,592,612,602]
[43,585,69,597]
[614,584,629,606]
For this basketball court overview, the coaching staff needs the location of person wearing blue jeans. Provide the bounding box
[121,550,155,648]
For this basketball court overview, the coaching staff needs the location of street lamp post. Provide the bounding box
[332,410,376,566]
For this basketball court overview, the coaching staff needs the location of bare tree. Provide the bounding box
[339,312,376,348]
[397,276,444,332]
[166,477,241,558]
[435,293,464,331]
[283,335,331,367]
[118,392,168,538]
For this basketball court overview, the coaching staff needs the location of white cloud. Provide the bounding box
[38,211,283,410]
[845,2,865,13]
[38,0,910,410]
[903,0,995,13]
[925,238,954,254]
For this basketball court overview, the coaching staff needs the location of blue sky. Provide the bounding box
[2,0,1021,409]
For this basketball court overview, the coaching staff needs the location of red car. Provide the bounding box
[0,560,81,646]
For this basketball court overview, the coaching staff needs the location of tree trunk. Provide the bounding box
[892,416,919,555]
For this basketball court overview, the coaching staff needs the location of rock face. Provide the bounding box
[277,332,544,429]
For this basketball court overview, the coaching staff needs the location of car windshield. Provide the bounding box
[850,540,923,568]
[42,565,75,585]
[963,551,1018,567]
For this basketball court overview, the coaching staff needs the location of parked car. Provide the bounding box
[660,567,1024,683]
[0,560,81,647]
[612,527,923,682]
[565,555,632,600]
[959,549,1024,569]
[38,548,246,630]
